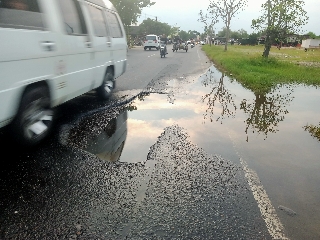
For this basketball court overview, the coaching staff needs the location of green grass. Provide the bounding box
[202,45,320,93]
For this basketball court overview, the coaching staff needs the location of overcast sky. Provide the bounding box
[138,0,319,35]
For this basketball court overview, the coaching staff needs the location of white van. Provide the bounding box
[143,34,160,50]
[0,0,127,146]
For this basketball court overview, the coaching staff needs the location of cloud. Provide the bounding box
[138,0,319,35]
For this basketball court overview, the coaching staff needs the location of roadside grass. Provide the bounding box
[202,44,320,92]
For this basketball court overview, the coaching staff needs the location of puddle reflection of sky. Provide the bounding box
[81,66,320,238]
[125,69,320,236]
[122,68,320,166]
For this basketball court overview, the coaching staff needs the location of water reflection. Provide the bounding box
[83,111,128,162]
[303,123,320,142]
[64,106,129,162]
[201,71,237,123]
[200,67,295,141]
[240,85,294,141]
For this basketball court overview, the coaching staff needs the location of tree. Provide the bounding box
[169,26,180,39]
[247,32,259,45]
[187,30,200,40]
[306,31,317,39]
[139,18,171,36]
[236,28,249,39]
[179,30,189,41]
[217,27,231,38]
[252,0,309,58]
[110,0,155,27]
[198,9,219,46]
[206,0,248,50]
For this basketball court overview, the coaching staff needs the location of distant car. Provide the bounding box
[200,41,205,45]
[144,34,160,50]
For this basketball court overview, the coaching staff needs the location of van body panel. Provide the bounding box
[104,10,127,78]
[83,1,112,88]
[0,0,127,131]
[0,86,24,127]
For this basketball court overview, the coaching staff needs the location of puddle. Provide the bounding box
[3,62,320,238]
[65,65,320,239]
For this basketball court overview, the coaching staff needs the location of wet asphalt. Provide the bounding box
[1,45,320,239]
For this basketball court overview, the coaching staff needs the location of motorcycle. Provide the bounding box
[172,41,178,52]
[160,41,166,58]
[172,41,188,52]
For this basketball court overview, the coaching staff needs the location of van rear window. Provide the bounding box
[146,36,156,40]
[0,0,45,30]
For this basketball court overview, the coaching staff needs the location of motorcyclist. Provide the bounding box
[160,34,168,54]
[173,35,181,50]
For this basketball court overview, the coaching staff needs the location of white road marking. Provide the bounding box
[228,131,289,240]
[240,158,289,240]
[148,54,156,58]
[196,48,208,72]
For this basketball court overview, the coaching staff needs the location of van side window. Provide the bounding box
[105,11,123,38]
[86,4,108,37]
[58,0,87,35]
[0,0,45,30]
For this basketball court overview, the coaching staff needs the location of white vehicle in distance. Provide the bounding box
[0,0,127,146]
[143,34,160,50]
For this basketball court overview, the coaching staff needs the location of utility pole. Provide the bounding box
[155,17,157,22]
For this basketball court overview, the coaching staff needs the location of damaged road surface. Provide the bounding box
[0,116,271,239]
[1,46,320,239]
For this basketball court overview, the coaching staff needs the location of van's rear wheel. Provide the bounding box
[97,68,115,100]
[11,86,54,146]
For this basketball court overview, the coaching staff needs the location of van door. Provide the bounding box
[57,0,94,101]
[84,1,112,88]
[0,0,59,125]
[104,10,127,78]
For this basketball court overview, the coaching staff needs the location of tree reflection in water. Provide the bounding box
[303,123,320,141]
[201,72,237,123]
[240,85,294,141]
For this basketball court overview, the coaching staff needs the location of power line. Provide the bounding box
[141,12,156,18]
[140,12,160,22]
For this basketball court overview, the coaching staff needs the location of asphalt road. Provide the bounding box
[115,44,211,93]
[0,44,295,239]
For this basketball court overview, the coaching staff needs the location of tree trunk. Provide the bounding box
[263,30,275,58]
[225,15,230,51]
[224,28,228,51]
[263,0,271,57]
[262,33,271,58]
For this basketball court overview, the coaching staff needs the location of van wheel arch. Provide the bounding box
[97,67,115,100]
[10,82,54,146]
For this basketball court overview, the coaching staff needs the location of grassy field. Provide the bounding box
[201,44,320,92]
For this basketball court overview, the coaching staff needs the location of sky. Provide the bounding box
[137,0,319,35]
